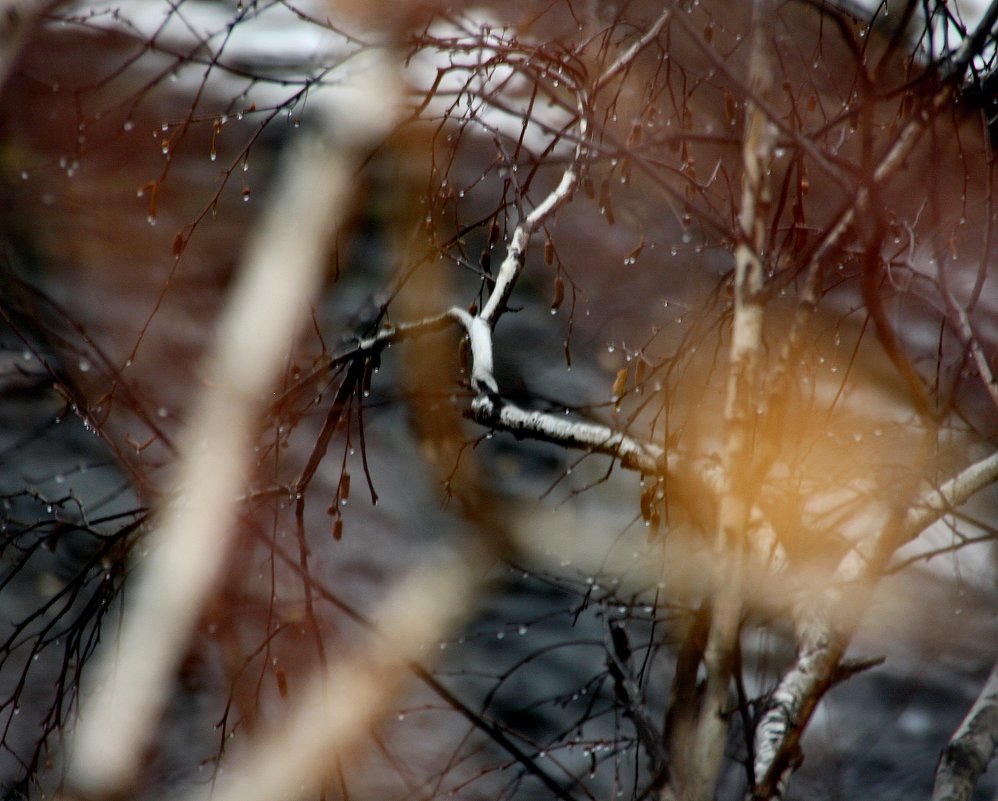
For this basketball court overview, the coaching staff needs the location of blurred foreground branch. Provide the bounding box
[65,57,402,800]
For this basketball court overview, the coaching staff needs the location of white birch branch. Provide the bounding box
[470,394,668,474]
[931,660,998,801]
[748,6,998,791]
[479,165,579,327]
[689,3,775,797]
[752,449,998,798]
[937,279,998,413]
[593,7,671,93]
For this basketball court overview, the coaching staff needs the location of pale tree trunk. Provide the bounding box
[684,2,777,799]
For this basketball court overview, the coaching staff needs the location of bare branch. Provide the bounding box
[900,451,998,545]
[470,394,667,474]
[931,660,998,801]
[592,7,671,94]
[753,450,998,797]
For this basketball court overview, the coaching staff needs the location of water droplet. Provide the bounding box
[78,358,91,372]
[157,406,168,418]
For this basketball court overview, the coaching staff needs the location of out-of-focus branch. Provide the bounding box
[0,0,49,90]
[64,60,401,800]
[178,551,482,801]
[931,660,998,801]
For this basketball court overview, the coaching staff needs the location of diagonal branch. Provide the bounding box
[176,551,483,801]
[65,60,402,801]
[752,449,998,799]
[931,659,998,801]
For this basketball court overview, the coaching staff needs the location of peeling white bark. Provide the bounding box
[747,5,998,793]
[931,660,998,801]
[689,3,776,797]
[479,167,579,327]
[470,394,667,473]
[752,450,998,798]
